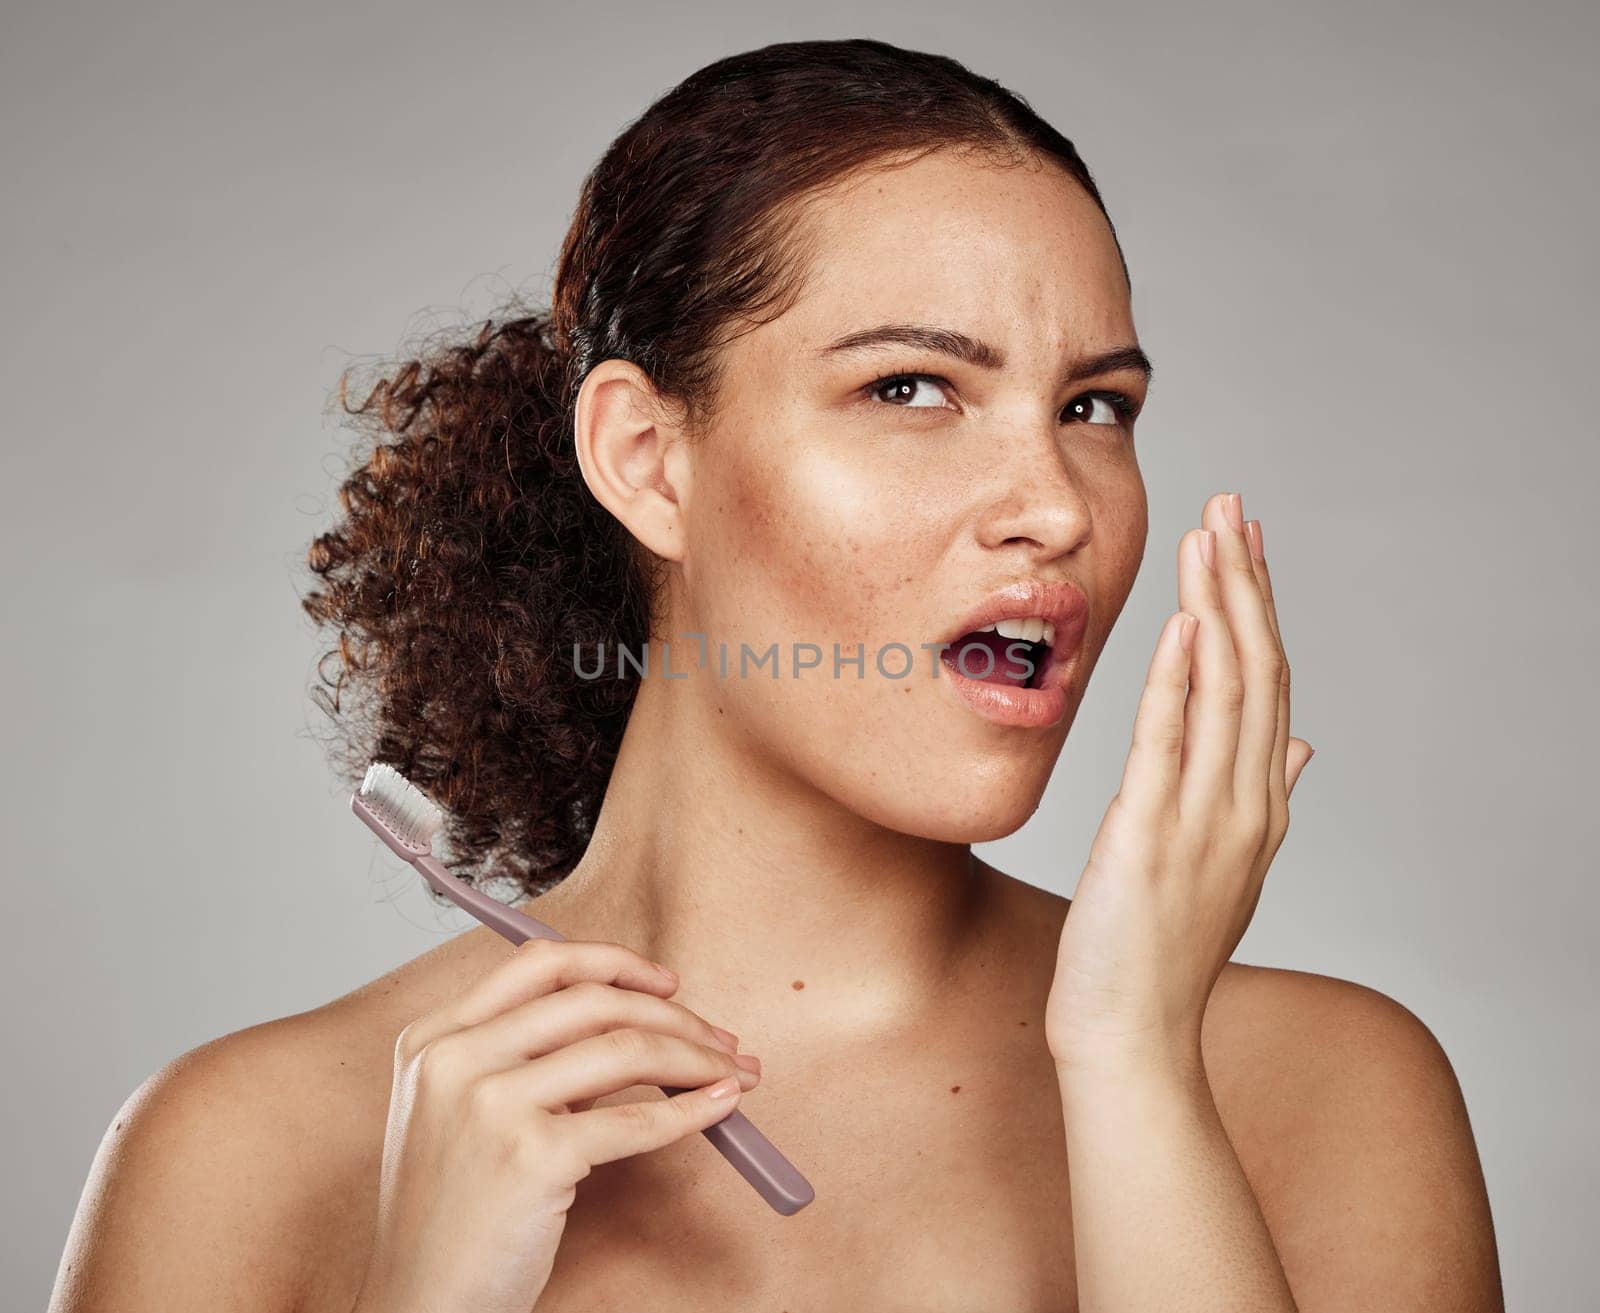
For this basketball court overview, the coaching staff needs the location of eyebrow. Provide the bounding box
[816,322,1154,389]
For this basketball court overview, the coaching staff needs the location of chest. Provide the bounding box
[533,1059,1080,1312]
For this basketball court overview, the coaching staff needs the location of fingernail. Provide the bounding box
[1199,530,1216,571]
[1224,492,1244,530]
[707,1075,740,1099]
[653,962,679,983]
[710,1025,740,1052]
[733,1052,761,1073]
[1306,746,1316,763]
[1245,519,1264,562]
[1179,612,1199,653]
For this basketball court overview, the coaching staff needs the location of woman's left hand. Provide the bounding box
[1046,490,1315,1077]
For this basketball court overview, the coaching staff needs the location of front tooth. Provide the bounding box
[994,617,1050,642]
[978,623,998,633]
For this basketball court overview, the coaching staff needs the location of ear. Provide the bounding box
[572,359,691,562]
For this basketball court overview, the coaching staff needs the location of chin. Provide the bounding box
[848,754,1058,845]
[944,774,1054,842]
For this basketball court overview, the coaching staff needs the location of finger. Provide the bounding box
[1242,518,1293,813]
[498,1027,758,1112]
[412,938,680,1049]
[1243,521,1282,648]
[1206,494,1283,819]
[1114,610,1198,822]
[567,1076,746,1166]
[1175,517,1240,819]
[457,979,742,1073]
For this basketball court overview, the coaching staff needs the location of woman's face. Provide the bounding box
[674,147,1150,841]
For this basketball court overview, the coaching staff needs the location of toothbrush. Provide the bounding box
[351,761,815,1216]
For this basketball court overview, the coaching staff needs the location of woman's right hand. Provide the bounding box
[351,936,762,1313]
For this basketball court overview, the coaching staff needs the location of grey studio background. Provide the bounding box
[3,1,1595,1308]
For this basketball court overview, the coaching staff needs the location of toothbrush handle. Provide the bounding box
[413,853,815,1215]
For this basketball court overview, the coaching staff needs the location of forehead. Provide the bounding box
[770,147,1132,356]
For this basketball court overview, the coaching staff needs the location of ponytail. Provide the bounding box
[302,308,650,897]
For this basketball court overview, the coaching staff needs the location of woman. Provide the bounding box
[50,38,1503,1312]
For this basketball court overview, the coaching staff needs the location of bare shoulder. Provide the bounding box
[49,928,506,1313]
[50,1008,362,1312]
[1203,963,1505,1312]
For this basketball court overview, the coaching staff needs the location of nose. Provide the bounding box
[972,444,1092,561]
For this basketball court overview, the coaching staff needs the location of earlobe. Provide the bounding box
[572,360,689,562]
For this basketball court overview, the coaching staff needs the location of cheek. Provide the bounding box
[693,437,926,637]
[1087,480,1149,649]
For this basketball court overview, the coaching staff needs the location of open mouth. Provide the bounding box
[935,582,1086,728]
[940,620,1056,691]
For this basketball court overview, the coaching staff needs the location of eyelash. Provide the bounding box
[861,371,1142,424]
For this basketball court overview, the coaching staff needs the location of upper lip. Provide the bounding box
[941,578,1090,655]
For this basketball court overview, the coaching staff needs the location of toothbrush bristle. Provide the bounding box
[358,762,446,848]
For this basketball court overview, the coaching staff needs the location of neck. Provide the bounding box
[521,665,999,1045]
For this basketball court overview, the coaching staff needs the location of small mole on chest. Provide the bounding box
[791,979,804,990]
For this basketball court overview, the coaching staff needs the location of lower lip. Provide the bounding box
[937,652,1071,729]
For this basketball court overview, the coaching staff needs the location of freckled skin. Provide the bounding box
[357,148,1158,1310]
[72,134,1504,1313]
[668,148,1149,844]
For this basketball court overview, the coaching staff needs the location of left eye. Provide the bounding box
[867,374,951,408]
[1067,392,1136,425]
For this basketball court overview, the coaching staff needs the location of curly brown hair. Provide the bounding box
[299,37,1123,901]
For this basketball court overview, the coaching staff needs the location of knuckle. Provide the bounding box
[465,1071,511,1122]
[505,1123,543,1166]
[513,936,560,980]
[666,997,702,1025]
[1107,791,1161,832]
[1137,721,1186,756]
[394,1019,428,1064]
[512,1120,583,1178]
[567,978,611,1008]
[548,1141,594,1184]
[612,1098,657,1133]
[1267,815,1292,857]
[665,998,710,1039]
[606,1026,656,1062]
[1251,651,1284,681]
[406,1029,473,1093]
[1267,801,1290,844]
[621,944,666,975]
[410,1034,466,1093]
[1235,800,1270,842]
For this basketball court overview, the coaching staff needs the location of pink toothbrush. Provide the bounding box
[351,761,815,1215]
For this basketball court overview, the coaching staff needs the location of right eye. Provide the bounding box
[865,372,956,409]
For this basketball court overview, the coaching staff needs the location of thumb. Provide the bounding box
[1286,739,1315,797]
